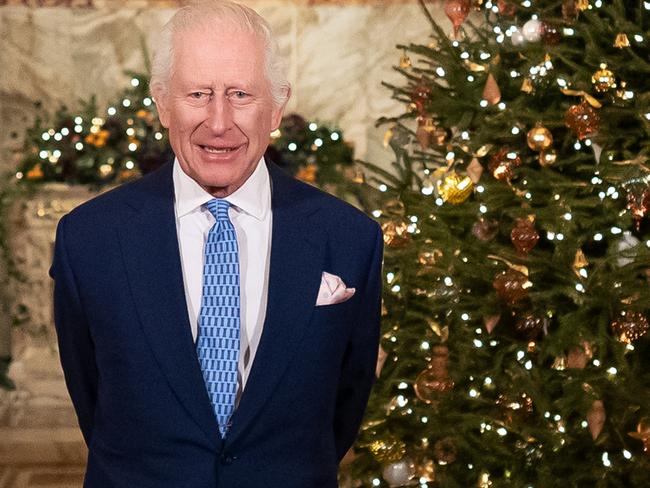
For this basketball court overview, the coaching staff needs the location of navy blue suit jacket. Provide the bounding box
[50,160,383,487]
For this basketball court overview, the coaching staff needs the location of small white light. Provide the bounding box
[547,231,555,240]
[517,351,525,361]
[287,142,297,151]
[143,98,152,107]
[42,132,50,141]
[61,127,70,136]
[39,150,48,159]
[579,269,588,278]
[473,339,483,348]
[421,416,428,424]
[525,192,532,200]
[496,427,507,437]
[575,283,585,293]
[602,452,611,467]
[634,34,644,43]
[581,420,588,428]
[611,227,622,234]
[563,213,572,221]
[564,28,575,36]
[480,52,491,60]
[461,131,470,140]
[126,128,135,136]
[131,78,140,87]
[379,184,388,192]
[308,122,318,131]
[467,75,475,82]
[330,132,339,141]
[461,313,470,321]
[15,172,24,180]
[557,78,568,88]
[75,142,84,150]
[74,125,83,133]
[556,233,564,241]
[484,377,492,385]
[544,411,551,419]
[372,210,381,218]
[469,388,478,398]
[511,127,520,135]
[607,367,617,375]
[74,116,83,124]
[480,100,488,107]
[398,382,408,390]
[125,160,135,170]
[386,273,395,283]
[444,276,453,286]
[421,341,430,350]
[155,132,164,141]
[436,67,446,77]
[397,395,408,407]
[593,359,601,367]
[524,360,533,370]
[446,151,455,160]
[373,478,381,486]
[391,285,400,293]
[435,198,444,206]
[498,102,506,110]
[107,106,117,116]
[128,143,137,151]
[594,233,603,241]
[314,138,323,147]
[122,99,131,107]
[574,141,582,150]
[476,185,484,193]
[53,149,61,158]
[623,449,632,460]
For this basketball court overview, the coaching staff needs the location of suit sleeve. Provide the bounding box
[333,222,383,460]
[50,215,98,446]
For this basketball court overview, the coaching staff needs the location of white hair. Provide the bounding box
[150,0,290,107]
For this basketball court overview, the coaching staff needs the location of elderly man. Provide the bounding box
[50,1,382,486]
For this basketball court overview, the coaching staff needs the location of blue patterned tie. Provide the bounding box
[197,198,240,437]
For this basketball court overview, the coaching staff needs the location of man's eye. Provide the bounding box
[232,91,248,99]
[190,92,208,99]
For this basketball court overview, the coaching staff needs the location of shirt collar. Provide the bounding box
[173,157,270,221]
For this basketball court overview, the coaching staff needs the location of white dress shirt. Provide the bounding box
[173,158,272,391]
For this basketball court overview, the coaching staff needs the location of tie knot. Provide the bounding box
[205,199,231,222]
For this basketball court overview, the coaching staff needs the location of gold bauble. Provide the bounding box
[526,124,553,152]
[437,173,474,204]
[369,437,407,463]
[26,163,44,181]
[628,417,650,453]
[539,149,557,167]
[382,219,411,248]
[610,311,649,343]
[591,64,616,92]
[399,51,412,69]
[296,164,317,183]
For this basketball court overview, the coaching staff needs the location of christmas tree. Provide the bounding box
[347,0,650,486]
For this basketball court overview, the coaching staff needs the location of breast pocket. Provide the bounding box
[310,297,357,327]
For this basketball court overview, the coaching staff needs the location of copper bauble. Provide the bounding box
[493,269,531,304]
[587,400,606,440]
[566,342,593,369]
[382,219,411,248]
[565,101,600,140]
[510,218,540,254]
[539,149,557,167]
[541,22,561,45]
[483,73,501,105]
[527,124,553,152]
[437,173,474,204]
[433,437,457,464]
[414,369,455,403]
[497,0,516,16]
[515,314,544,339]
[489,148,521,182]
[610,312,649,343]
[626,188,650,232]
[411,84,431,114]
[472,218,499,241]
[592,64,616,92]
[562,0,579,22]
[444,0,471,37]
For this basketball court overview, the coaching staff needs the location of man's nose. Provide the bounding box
[203,98,233,134]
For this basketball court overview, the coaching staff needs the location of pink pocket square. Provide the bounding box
[316,271,355,306]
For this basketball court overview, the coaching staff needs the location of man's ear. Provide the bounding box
[270,86,291,131]
[152,86,170,128]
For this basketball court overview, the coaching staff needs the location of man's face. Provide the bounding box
[155,25,287,197]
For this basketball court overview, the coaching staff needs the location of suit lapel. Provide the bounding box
[117,163,221,449]
[226,162,326,444]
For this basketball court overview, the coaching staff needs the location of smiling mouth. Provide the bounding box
[200,144,241,154]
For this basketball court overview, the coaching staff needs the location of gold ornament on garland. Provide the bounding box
[591,64,616,92]
[489,148,521,181]
[295,164,317,183]
[521,78,534,94]
[628,417,650,454]
[399,51,412,69]
[416,459,436,482]
[526,124,553,152]
[610,311,649,343]
[437,172,474,204]
[369,437,407,463]
[26,163,44,181]
[614,33,630,48]
[382,219,411,248]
